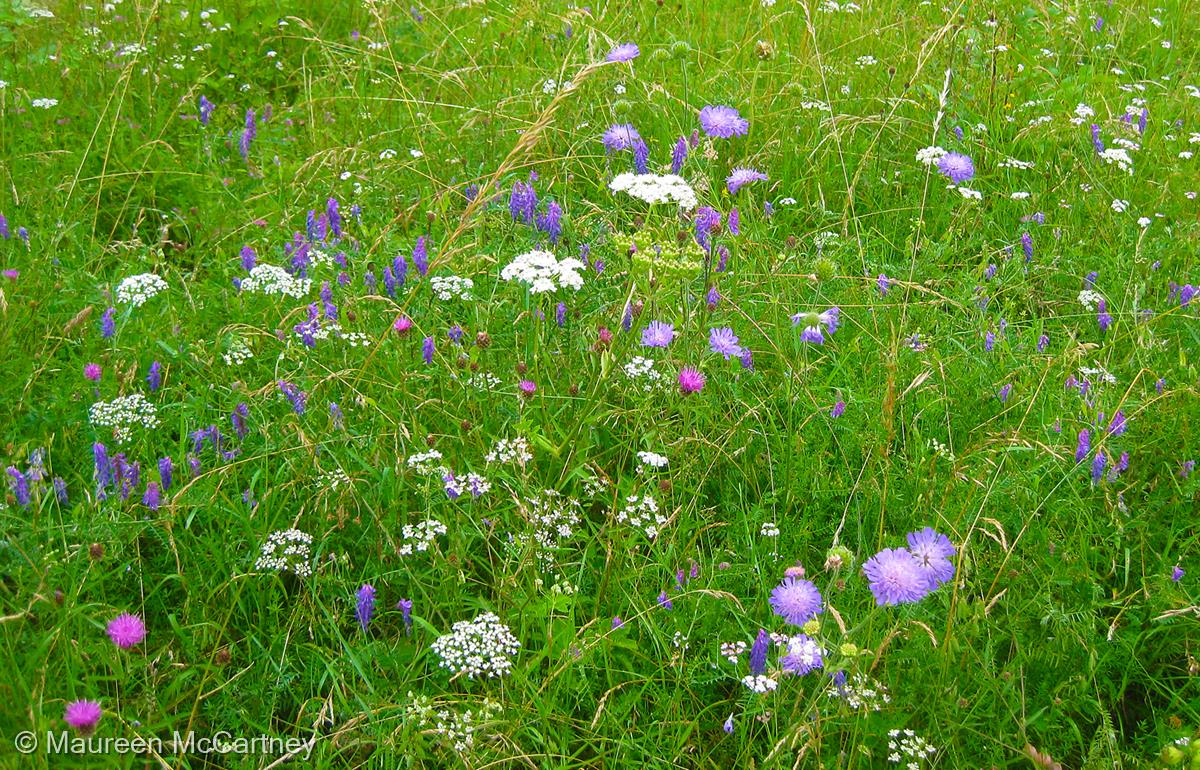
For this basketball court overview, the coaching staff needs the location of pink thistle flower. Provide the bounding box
[64,700,102,735]
[678,367,705,394]
[84,363,102,381]
[106,613,146,648]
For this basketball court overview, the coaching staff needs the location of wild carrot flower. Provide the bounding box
[64,700,102,735]
[106,613,146,648]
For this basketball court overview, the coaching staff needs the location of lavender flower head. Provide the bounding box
[602,123,643,153]
[642,320,675,348]
[726,167,767,194]
[906,528,955,590]
[769,576,823,626]
[699,105,749,139]
[708,327,744,359]
[790,307,840,344]
[936,152,975,183]
[780,634,824,675]
[862,548,928,606]
[606,42,640,62]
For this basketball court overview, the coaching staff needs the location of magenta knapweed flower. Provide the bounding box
[84,363,102,381]
[678,367,705,394]
[106,613,146,648]
[709,327,743,359]
[906,528,955,590]
[699,105,749,139]
[642,321,675,348]
[769,576,823,626]
[518,379,537,398]
[64,700,102,734]
[862,548,928,606]
[606,43,640,62]
[726,167,767,194]
[936,152,975,183]
[393,315,413,335]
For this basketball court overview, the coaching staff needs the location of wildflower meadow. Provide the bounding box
[1,0,1199,767]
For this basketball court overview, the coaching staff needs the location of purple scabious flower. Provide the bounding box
[709,327,743,359]
[100,307,116,339]
[936,152,975,184]
[862,548,928,606]
[699,105,749,139]
[678,367,705,394]
[198,95,215,126]
[748,629,770,675]
[831,400,846,418]
[64,700,102,735]
[906,528,955,590]
[606,42,640,62]
[1097,299,1112,332]
[769,577,823,626]
[641,320,675,348]
[106,613,146,648]
[726,167,767,194]
[602,123,642,153]
[1075,429,1090,463]
[239,108,256,162]
[671,136,688,174]
[780,634,824,675]
[422,335,435,364]
[397,598,413,635]
[142,482,161,511]
[790,308,840,344]
[413,236,429,276]
[146,360,162,392]
[6,467,31,507]
[355,584,376,632]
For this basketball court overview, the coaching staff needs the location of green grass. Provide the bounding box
[1,0,1199,768]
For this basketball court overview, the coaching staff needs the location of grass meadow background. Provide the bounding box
[1,0,1199,767]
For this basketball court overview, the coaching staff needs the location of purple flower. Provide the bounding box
[723,714,734,734]
[1075,429,1090,463]
[936,152,975,184]
[678,367,705,395]
[611,615,624,630]
[780,634,824,675]
[555,302,567,327]
[906,528,955,589]
[239,108,256,162]
[142,482,161,511]
[831,401,846,418]
[64,700,102,735]
[84,363,102,381]
[198,95,215,126]
[278,380,307,415]
[1138,107,1148,135]
[1108,411,1127,436]
[1091,124,1105,154]
[413,236,429,276]
[356,584,376,633]
[537,200,564,245]
[706,285,721,310]
[1097,299,1112,332]
[422,335,435,364]
[146,360,162,392]
[633,140,649,173]
[1172,566,1184,582]
[748,629,769,675]
[998,383,1012,402]
[518,379,537,398]
[877,274,890,296]
[641,320,675,348]
[862,548,928,606]
[602,123,642,153]
[728,208,740,236]
[509,181,537,223]
[1108,451,1129,481]
[6,467,30,507]
[671,136,688,174]
[769,576,823,626]
[1037,334,1049,352]
[694,206,722,251]
[790,308,840,344]
[397,598,413,635]
[100,307,116,339]
[709,327,743,359]
[106,613,146,648]
[985,330,995,352]
[158,457,173,491]
[657,590,673,610]
[699,105,749,139]
[739,348,754,371]
[1021,232,1033,262]
[606,42,640,62]
[726,167,767,194]
[1091,451,1107,485]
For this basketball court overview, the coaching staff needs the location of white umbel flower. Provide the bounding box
[431,612,520,679]
[115,273,168,308]
[609,172,698,209]
[500,250,585,294]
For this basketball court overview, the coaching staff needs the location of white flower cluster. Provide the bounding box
[915,145,947,165]
[500,250,585,294]
[636,451,668,470]
[240,265,312,298]
[741,674,778,693]
[430,274,474,301]
[464,372,502,390]
[829,673,891,712]
[525,489,582,554]
[887,729,936,768]
[609,172,698,209]
[253,529,314,577]
[307,248,338,269]
[222,338,253,366]
[432,700,503,753]
[956,187,983,200]
[760,521,780,537]
[720,640,747,663]
[997,158,1035,170]
[399,518,447,555]
[430,612,520,679]
[115,273,169,307]
[485,436,532,465]
[616,493,667,539]
[316,469,351,489]
[1079,366,1117,385]
[1099,147,1133,174]
[88,393,160,442]
[582,474,610,497]
[1111,198,1130,213]
[1077,289,1104,310]
[406,449,445,475]
[31,97,58,108]
[623,356,668,392]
